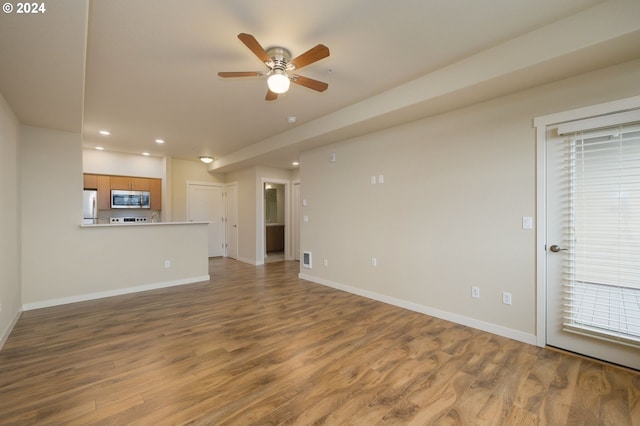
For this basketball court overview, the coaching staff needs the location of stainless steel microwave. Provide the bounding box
[111,190,150,209]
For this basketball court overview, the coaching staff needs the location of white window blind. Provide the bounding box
[560,119,640,346]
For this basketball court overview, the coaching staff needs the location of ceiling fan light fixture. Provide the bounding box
[267,69,290,94]
[199,156,214,164]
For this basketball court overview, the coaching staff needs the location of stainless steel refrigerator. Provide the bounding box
[83,189,98,224]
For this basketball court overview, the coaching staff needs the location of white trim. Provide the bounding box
[535,122,547,347]
[185,180,223,186]
[223,181,238,259]
[299,273,537,346]
[22,275,210,311]
[292,180,301,262]
[533,95,640,349]
[533,95,640,128]
[0,308,22,350]
[556,109,640,135]
[235,256,260,266]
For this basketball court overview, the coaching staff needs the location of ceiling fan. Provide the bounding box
[218,33,330,101]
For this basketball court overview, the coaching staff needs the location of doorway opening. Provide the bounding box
[261,179,290,263]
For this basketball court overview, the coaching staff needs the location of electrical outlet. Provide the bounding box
[503,292,512,305]
[472,286,480,298]
[164,260,171,268]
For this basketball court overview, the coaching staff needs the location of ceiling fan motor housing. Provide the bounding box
[266,47,292,72]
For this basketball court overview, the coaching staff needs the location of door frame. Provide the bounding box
[259,177,292,263]
[224,182,238,259]
[292,180,301,261]
[533,95,640,348]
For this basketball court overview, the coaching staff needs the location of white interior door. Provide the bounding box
[546,118,640,370]
[225,184,238,259]
[188,184,224,257]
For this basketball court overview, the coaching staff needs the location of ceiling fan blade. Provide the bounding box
[289,44,329,70]
[238,33,272,65]
[291,75,328,92]
[265,89,278,101]
[217,71,263,78]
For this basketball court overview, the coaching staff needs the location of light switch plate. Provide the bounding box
[522,216,533,230]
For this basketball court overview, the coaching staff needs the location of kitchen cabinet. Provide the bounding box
[83,174,98,189]
[96,175,111,209]
[110,176,150,191]
[83,174,111,210]
[266,225,285,253]
[83,174,161,210]
[149,178,162,210]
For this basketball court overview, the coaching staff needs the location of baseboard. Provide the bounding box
[0,308,22,350]
[299,273,537,346]
[235,256,260,266]
[22,275,211,311]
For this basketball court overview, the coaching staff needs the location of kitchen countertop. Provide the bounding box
[80,221,209,228]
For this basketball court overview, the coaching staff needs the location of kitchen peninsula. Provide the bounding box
[30,220,211,311]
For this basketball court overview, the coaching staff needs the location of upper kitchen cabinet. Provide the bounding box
[110,176,150,191]
[83,173,98,189]
[83,174,111,210]
[149,178,161,210]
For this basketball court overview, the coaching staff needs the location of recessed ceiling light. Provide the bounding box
[287,116,297,123]
[142,152,150,156]
[200,156,214,164]
[292,161,299,166]
[155,139,165,144]
[95,146,104,150]
[99,130,110,136]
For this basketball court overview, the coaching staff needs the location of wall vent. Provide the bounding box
[302,251,312,269]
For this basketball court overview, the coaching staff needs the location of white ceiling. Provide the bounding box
[2,0,640,172]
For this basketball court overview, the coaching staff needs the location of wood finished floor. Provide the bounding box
[1,258,638,425]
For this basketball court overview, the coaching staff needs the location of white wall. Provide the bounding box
[299,59,640,344]
[0,94,21,347]
[20,126,209,308]
[83,149,164,178]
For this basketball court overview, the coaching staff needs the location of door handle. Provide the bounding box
[549,244,568,253]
